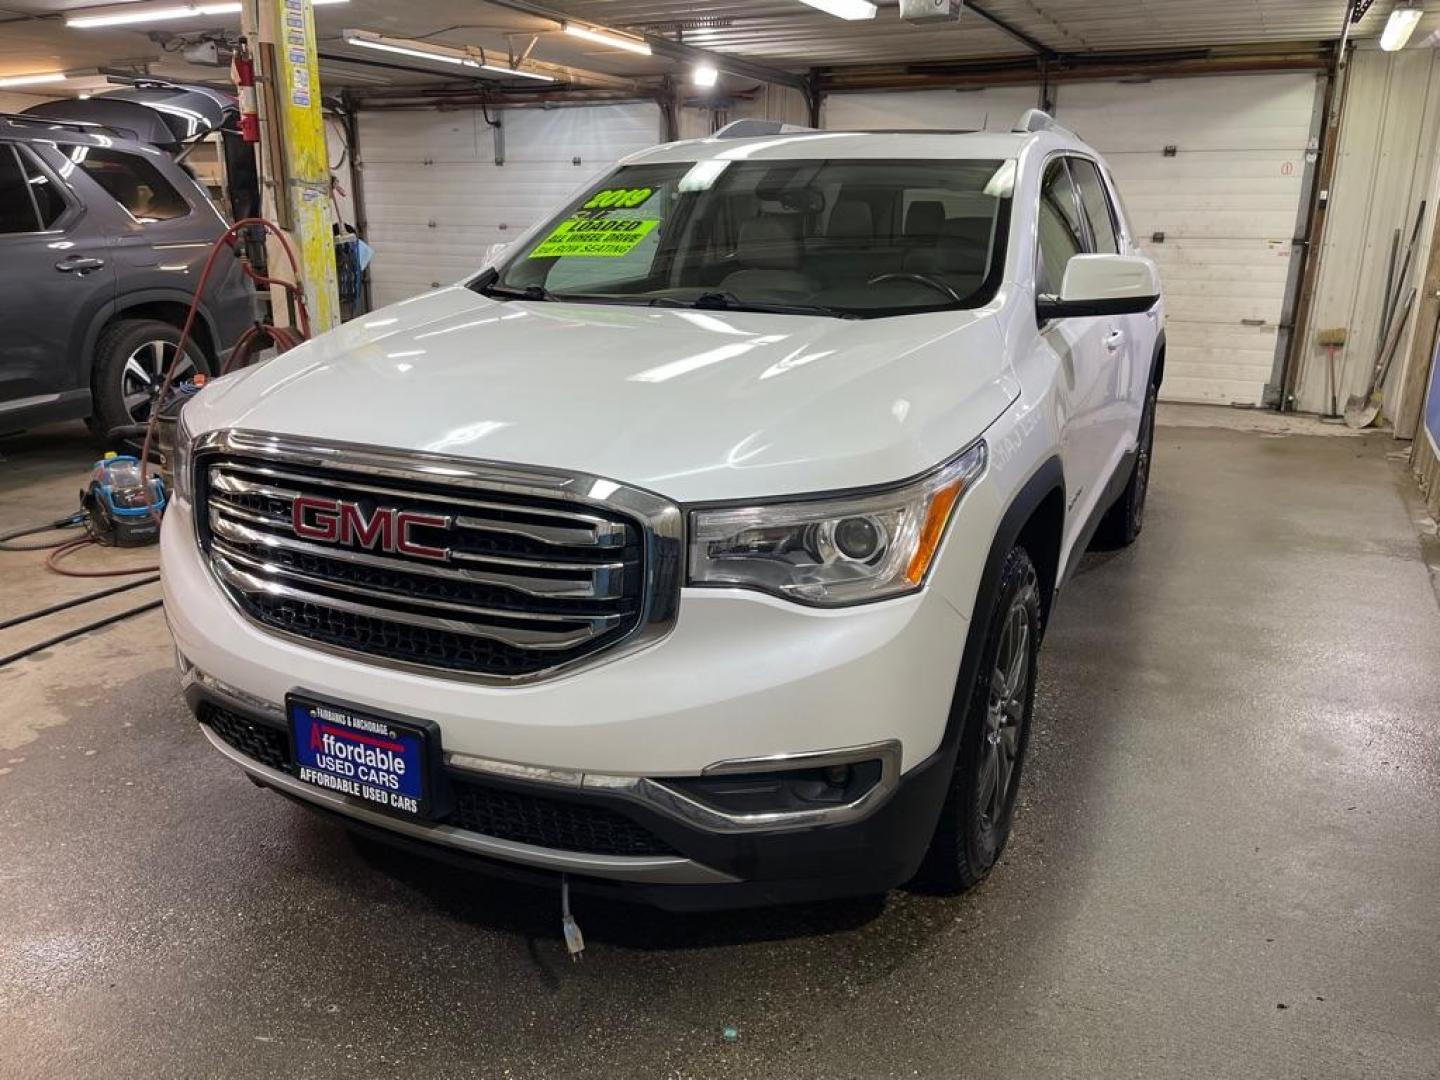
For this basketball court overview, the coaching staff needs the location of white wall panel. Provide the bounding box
[823,87,1040,133]
[1298,47,1440,422]
[357,103,662,307]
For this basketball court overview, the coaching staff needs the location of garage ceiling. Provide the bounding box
[0,0,1430,93]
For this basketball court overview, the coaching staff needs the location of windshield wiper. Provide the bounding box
[479,282,561,302]
[650,292,858,319]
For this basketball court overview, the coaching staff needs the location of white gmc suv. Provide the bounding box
[162,112,1163,909]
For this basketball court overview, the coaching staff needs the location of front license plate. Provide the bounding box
[288,695,429,818]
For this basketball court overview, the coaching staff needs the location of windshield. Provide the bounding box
[486,157,1013,318]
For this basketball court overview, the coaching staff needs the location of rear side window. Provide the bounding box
[18,146,66,228]
[1070,158,1119,254]
[0,145,37,234]
[67,146,190,222]
[1036,160,1085,296]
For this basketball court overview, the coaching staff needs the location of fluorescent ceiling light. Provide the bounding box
[311,0,349,4]
[1380,2,1423,50]
[692,62,719,88]
[796,0,877,20]
[343,31,554,81]
[67,2,241,29]
[0,72,68,88]
[478,62,554,82]
[563,24,652,56]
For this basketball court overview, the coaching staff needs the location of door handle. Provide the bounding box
[1104,329,1126,353]
[55,256,105,275]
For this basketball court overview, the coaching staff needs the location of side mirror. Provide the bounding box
[1037,254,1160,320]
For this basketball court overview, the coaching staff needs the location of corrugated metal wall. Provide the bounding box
[356,103,662,307]
[1298,47,1440,420]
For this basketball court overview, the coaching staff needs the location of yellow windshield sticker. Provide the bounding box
[529,217,660,258]
[583,186,654,210]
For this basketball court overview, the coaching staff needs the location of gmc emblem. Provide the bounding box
[291,495,450,561]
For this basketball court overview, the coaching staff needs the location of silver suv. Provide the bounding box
[0,113,253,438]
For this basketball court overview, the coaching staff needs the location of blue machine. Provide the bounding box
[82,453,166,547]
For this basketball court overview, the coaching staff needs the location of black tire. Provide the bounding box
[88,319,209,440]
[914,546,1042,893]
[1094,379,1158,549]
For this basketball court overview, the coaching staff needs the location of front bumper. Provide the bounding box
[162,494,974,906]
[185,677,954,909]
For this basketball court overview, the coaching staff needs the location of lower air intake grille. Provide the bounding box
[447,780,677,857]
[202,704,290,771]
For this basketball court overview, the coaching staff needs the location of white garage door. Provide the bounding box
[358,103,662,307]
[1056,75,1321,405]
[824,87,1040,133]
[822,75,1321,405]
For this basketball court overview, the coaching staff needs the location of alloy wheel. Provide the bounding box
[122,339,194,423]
[979,592,1031,831]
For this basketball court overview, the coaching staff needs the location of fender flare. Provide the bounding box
[79,289,221,383]
[938,454,1065,755]
[1149,328,1166,388]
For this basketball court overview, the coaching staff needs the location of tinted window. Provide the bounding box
[68,146,189,222]
[1070,158,1118,254]
[0,145,39,234]
[18,146,65,229]
[495,158,1014,318]
[1036,160,1085,296]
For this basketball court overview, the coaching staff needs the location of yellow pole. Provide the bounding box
[248,0,340,334]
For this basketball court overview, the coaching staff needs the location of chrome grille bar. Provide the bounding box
[211,556,611,650]
[206,505,626,600]
[212,543,625,630]
[210,466,627,547]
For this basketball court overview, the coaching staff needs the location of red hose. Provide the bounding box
[46,538,158,577]
[139,217,313,523]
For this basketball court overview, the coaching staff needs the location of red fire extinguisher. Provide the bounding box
[233,41,259,144]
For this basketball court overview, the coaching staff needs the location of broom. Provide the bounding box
[1316,327,1345,421]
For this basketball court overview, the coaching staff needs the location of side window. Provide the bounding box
[1036,160,1085,297]
[0,145,40,234]
[18,146,66,229]
[1070,158,1119,254]
[67,146,190,222]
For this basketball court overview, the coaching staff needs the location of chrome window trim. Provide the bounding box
[191,428,682,686]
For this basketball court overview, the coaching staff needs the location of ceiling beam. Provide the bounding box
[475,0,809,90]
[966,2,1060,59]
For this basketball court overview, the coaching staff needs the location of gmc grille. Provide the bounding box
[193,431,680,682]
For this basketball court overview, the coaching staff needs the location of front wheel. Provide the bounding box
[914,545,1042,893]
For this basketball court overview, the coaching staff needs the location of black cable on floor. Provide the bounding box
[0,514,85,552]
[0,599,163,669]
[0,575,161,632]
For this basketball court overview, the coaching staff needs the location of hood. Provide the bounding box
[189,287,1018,502]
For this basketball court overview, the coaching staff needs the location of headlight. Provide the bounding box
[171,403,197,506]
[688,441,986,607]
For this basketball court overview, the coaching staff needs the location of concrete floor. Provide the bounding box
[1,409,1438,1080]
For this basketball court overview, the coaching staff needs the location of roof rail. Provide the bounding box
[711,119,820,140]
[1013,107,1078,138]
